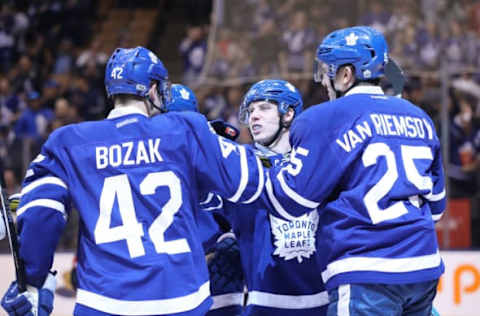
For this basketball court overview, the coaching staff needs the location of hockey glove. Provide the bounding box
[1,272,56,316]
[207,233,244,295]
[210,120,240,141]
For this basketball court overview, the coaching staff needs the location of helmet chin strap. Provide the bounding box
[146,91,165,115]
[263,114,289,148]
[330,76,357,100]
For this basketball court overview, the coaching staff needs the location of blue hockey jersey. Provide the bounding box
[16,106,264,316]
[267,86,446,290]
[215,144,328,315]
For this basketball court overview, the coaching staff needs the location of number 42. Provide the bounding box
[94,171,190,258]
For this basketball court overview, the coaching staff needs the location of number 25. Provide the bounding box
[363,143,434,224]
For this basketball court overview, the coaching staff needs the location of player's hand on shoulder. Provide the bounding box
[1,272,56,316]
[209,119,240,141]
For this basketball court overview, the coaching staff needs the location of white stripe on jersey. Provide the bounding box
[432,212,444,222]
[17,199,67,220]
[424,188,446,202]
[228,145,249,203]
[21,177,68,196]
[265,173,296,221]
[25,169,34,178]
[242,155,264,204]
[277,168,320,209]
[76,281,210,315]
[210,293,244,310]
[201,196,223,211]
[246,290,329,309]
[337,285,351,316]
[321,250,442,283]
[199,193,214,205]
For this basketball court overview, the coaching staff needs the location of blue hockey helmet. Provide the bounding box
[239,79,303,124]
[165,84,198,112]
[105,46,171,105]
[314,26,389,82]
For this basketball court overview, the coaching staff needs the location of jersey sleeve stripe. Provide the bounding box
[246,290,329,309]
[76,281,210,315]
[199,193,214,205]
[32,154,46,163]
[242,155,264,204]
[200,197,223,211]
[17,199,67,220]
[276,169,320,209]
[321,250,442,284]
[227,145,249,203]
[432,212,444,221]
[424,189,445,202]
[21,177,68,196]
[25,169,34,178]
[265,173,297,221]
[210,293,244,310]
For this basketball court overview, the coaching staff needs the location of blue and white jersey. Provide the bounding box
[16,106,264,316]
[267,86,446,290]
[220,144,328,316]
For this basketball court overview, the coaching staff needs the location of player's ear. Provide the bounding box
[339,65,355,85]
[282,107,295,126]
[336,65,355,92]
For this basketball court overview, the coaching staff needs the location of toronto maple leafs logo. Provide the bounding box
[345,32,359,46]
[269,210,319,263]
[179,88,190,100]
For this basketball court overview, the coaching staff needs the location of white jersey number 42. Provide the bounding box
[94,171,190,258]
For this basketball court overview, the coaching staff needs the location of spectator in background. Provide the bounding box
[253,18,281,76]
[53,37,74,74]
[360,1,391,33]
[444,20,468,70]
[179,23,207,85]
[0,77,24,126]
[418,21,441,69]
[14,91,53,145]
[9,54,39,95]
[76,38,108,70]
[279,10,315,75]
[41,79,60,109]
[203,86,227,120]
[224,85,244,127]
[448,93,480,198]
[3,167,19,196]
[51,97,79,131]
[0,4,15,73]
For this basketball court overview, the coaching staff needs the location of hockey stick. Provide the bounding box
[384,57,406,97]
[0,188,26,292]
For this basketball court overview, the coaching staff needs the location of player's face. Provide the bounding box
[248,101,281,145]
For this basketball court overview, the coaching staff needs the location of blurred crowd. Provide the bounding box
[1,0,480,248]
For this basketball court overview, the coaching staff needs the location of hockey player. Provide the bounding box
[268,26,445,315]
[165,82,245,316]
[207,79,328,315]
[1,47,264,316]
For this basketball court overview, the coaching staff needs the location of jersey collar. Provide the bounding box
[345,85,384,96]
[107,106,148,119]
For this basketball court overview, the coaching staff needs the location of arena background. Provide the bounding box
[0,0,479,315]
